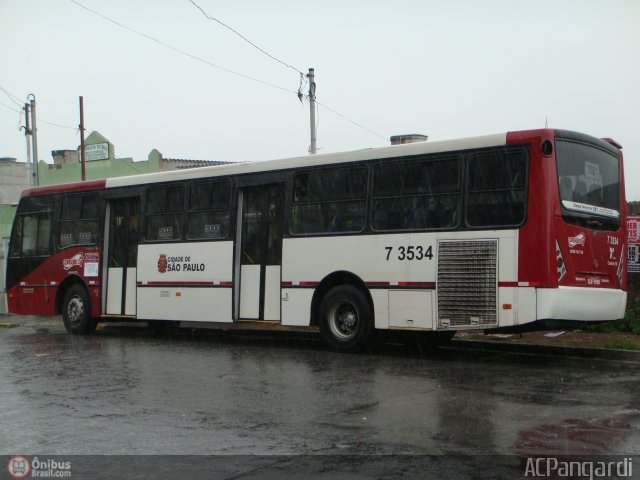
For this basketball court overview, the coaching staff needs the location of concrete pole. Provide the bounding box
[24,103,34,188]
[29,94,39,186]
[307,68,317,154]
[79,96,86,181]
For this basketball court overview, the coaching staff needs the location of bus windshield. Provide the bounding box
[556,139,620,227]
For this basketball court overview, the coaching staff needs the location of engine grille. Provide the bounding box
[437,240,498,328]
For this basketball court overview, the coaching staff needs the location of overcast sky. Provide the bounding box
[1,0,638,200]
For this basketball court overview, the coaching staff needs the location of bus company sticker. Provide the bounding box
[63,252,84,270]
[568,232,585,248]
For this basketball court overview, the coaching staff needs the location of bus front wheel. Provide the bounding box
[318,285,372,351]
[62,285,96,335]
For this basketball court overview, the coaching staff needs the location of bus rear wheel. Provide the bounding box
[62,285,96,334]
[318,285,372,352]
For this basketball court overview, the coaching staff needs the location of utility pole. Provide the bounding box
[79,96,86,181]
[23,103,34,187]
[28,94,39,186]
[307,68,317,154]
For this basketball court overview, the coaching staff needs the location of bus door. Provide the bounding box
[235,184,284,320]
[103,197,140,316]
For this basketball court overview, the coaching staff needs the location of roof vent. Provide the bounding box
[390,134,428,145]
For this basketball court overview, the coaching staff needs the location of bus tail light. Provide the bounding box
[617,245,624,286]
[556,240,566,282]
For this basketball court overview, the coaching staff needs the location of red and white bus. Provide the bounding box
[6,129,627,350]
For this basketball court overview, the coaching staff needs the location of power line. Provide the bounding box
[187,0,304,76]
[1,85,79,132]
[0,85,24,108]
[69,0,296,95]
[316,99,387,141]
[68,0,387,143]
[39,118,78,131]
[0,101,22,114]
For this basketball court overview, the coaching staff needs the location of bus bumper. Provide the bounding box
[537,286,627,322]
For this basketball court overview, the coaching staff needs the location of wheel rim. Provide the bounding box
[66,295,84,326]
[328,301,359,341]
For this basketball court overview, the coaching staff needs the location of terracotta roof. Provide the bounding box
[163,158,235,169]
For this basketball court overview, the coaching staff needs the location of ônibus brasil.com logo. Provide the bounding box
[7,456,30,479]
[7,456,72,478]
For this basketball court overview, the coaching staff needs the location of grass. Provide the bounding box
[586,276,640,335]
[601,339,640,351]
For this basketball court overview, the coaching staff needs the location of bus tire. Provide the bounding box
[62,284,96,335]
[318,285,372,351]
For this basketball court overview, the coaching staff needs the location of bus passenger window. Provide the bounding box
[58,195,99,248]
[372,157,460,231]
[466,147,528,228]
[291,167,367,235]
[145,184,184,241]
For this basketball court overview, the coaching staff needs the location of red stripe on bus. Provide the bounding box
[299,281,319,286]
[281,281,293,286]
[22,179,107,197]
[498,282,519,287]
[146,281,215,286]
[397,281,436,287]
[219,281,233,286]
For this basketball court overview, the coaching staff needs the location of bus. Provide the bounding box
[6,128,627,350]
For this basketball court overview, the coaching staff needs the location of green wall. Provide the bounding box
[0,204,17,240]
[38,149,162,186]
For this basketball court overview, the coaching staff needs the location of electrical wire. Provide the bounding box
[0,86,24,108]
[68,1,387,143]
[1,101,78,131]
[39,118,79,131]
[316,99,387,141]
[0,101,22,114]
[187,0,304,76]
[69,0,297,95]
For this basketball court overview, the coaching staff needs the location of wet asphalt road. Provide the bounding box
[1,315,639,474]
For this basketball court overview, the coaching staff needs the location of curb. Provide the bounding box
[452,338,640,362]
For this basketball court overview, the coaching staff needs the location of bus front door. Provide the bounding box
[104,198,140,316]
[236,185,284,321]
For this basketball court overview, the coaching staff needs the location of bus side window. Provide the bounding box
[12,213,51,257]
[58,195,99,248]
[372,157,460,231]
[186,180,231,240]
[291,168,367,235]
[466,148,527,228]
[145,184,185,241]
